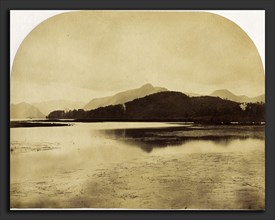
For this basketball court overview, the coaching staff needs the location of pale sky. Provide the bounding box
[10,10,265,103]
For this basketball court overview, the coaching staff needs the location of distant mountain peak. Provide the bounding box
[141,83,154,88]
[209,89,264,103]
[210,89,235,96]
[11,102,45,119]
[83,83,168,110]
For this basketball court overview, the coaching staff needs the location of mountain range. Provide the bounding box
[209,89,264,103]
[11,102,45,119]
[83,83,167,110]
[11,84,265,120]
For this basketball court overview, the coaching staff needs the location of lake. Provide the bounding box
[10,122,265,209]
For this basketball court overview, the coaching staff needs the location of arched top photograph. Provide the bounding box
[10,10,265,210]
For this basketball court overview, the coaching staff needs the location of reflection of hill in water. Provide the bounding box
[100,125,264,153]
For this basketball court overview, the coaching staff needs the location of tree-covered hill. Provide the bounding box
[47,91,264,123]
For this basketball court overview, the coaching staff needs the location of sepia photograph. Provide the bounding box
[10,10,265,210]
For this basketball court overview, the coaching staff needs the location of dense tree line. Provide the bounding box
[47,91,264,123]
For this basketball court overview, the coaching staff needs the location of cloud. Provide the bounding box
[11,11,264,102]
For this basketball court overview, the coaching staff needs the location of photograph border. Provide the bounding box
[1,0,274,220]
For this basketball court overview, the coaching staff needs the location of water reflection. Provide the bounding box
[10,123,265,209]
[100,125,264,153]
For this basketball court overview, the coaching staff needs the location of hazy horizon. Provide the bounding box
[11,11,264,104]
[10,82,264,105]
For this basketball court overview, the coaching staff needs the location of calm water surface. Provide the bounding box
[10,122,264,183]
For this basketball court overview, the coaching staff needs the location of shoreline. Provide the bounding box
[10,119,265,128]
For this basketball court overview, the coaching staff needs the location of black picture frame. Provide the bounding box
[1,0,274,220]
